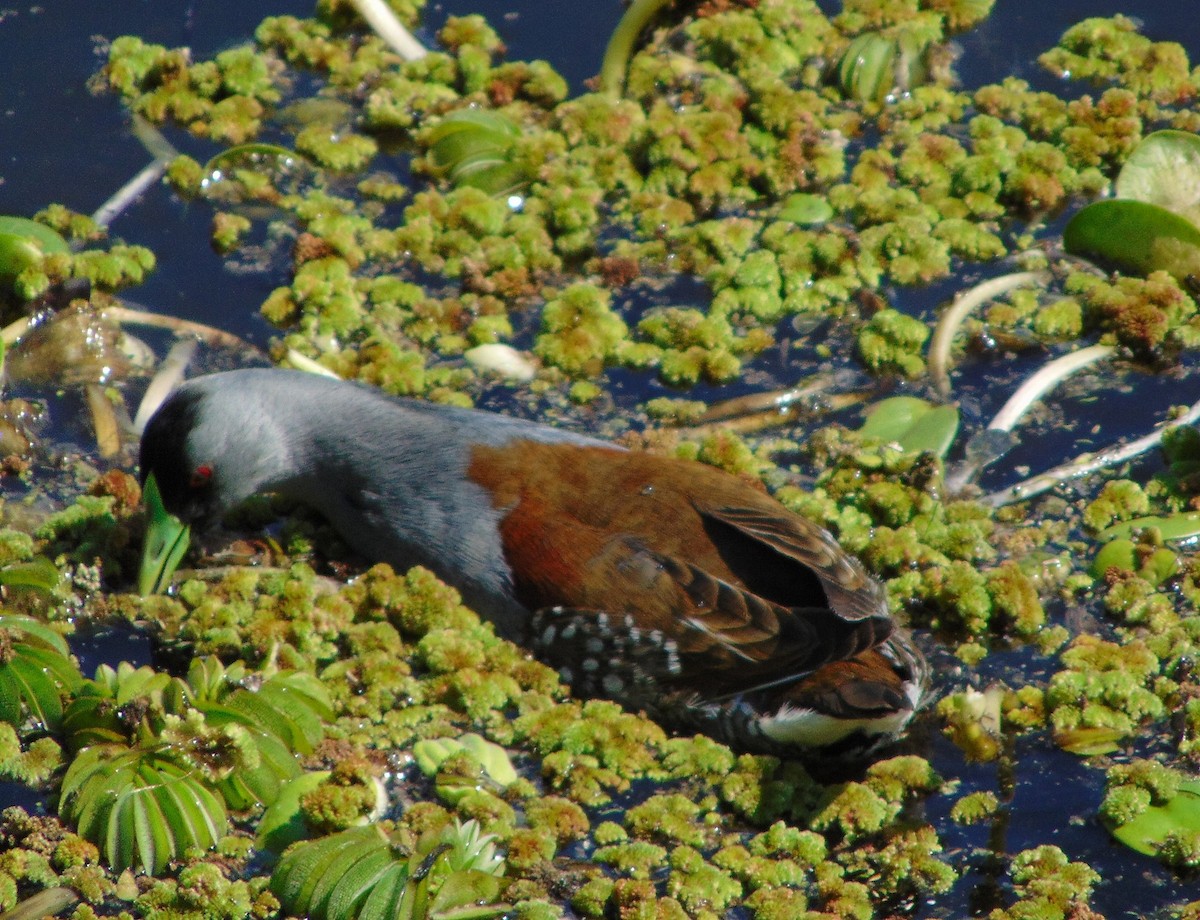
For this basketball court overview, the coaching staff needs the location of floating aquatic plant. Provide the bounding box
[256,769,333,855]
[58,744,229,874]
[1065,131,1200,279]
[424,110,529,197]
[412,732,518,804]
[855,395,960,458]
[835,29,934,105]
[199,143,316,209]
[777,192,834,227]
[272,820,507,920]
[0,613,79,733]
[181,657,334,808]
[57,655,333,869]
[1102,762,1200,866]
[0,216,70,298]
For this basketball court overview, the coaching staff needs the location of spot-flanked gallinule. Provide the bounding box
[139,368,927,757]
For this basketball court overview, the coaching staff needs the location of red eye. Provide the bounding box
[190,465,213,489]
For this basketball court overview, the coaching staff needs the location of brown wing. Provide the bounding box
[695,502,889,625]
[506,502,889,695]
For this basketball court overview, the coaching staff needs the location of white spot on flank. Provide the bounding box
[602,675,625,695]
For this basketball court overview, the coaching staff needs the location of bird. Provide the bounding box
[138,368,928,758]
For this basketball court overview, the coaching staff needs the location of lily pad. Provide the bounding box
[0,217,69,285]
[1089,538,1177,585]
[778,193,833,226]
[857,396,960,457]
[1063,199,1200,281]
[1115,130,1200,225]
[1109,780,1200,857]
[1100,511,1200,543]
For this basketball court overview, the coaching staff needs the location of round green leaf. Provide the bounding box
[1110,781,1200,856]
[858,396,929,442]
[0,216,69,283]
[778,193,833,226]
[1063,199,1200,281]
[1090,538,1137,578]
[1115,130,1200,224]
[0,217,70,256]
[0,233,47,279]
[856,396,960,457]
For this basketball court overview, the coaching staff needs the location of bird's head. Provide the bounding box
[137,375,289,593]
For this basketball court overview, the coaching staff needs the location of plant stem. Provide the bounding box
[927,270,1047,397]
[104,304,262,354]
[134,338,198,434]
[92,117,179,230]
[986,343,1114,433]
[0,888,79,920]
[599,0,674,98]
[350,0,427,60]
[984,398,1200,507]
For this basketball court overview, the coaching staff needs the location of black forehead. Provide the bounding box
[138,388,203,497]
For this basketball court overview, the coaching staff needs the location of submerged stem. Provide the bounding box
[986,343,1115,433]
[927,270,1047,397]
[105,304,262,354]
[984,398,1200,507]
[92,160,168,229]
[91,117,179,229]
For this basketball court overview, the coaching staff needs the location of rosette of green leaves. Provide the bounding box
[0,614,81,733]
[411,733,517,805]
[272,820,507,920]
[59,744,228,873]
[181,657,334,809]
[61,662,173,751]
[58,655,334,870]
